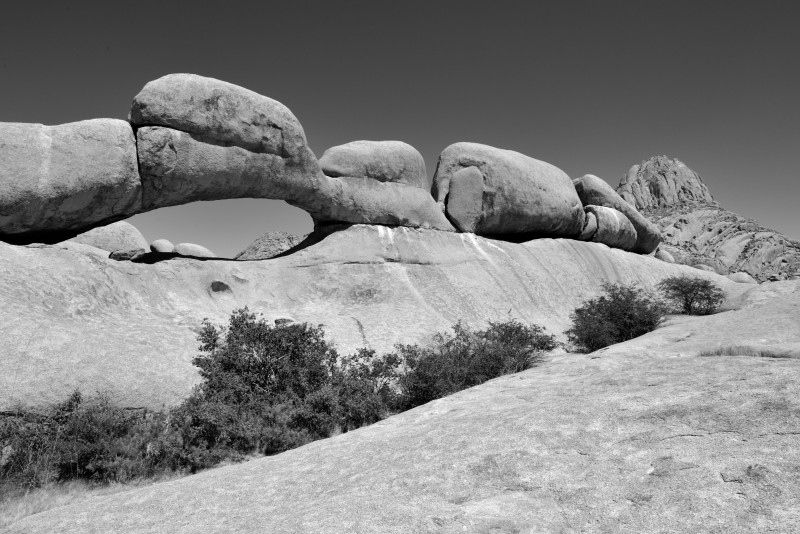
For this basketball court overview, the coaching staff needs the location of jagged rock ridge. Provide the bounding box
[617,155,800,281]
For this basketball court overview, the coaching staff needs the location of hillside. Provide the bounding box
[617,155,800,281]
[8,280,799,533]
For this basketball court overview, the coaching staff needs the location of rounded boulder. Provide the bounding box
[320,141,429,190]
[585,205,638,251]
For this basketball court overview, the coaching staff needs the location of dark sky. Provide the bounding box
[2,1,798,256]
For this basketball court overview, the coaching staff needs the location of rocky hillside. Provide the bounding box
[617,155,800,281]
[9,280,799,534]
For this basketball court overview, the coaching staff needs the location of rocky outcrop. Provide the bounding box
[0,225,742,411]
[618,155,714,210]
[584,205,637,251]
[234,231,306,260]
[432,143,584,236]
[572,174,660,254]
[617,156,800,281]
[0,119,141,243]
[68,221,148,252]
[319,140,429,190]
[9,281,799,534]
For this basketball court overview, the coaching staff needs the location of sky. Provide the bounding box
[2,1,798,257]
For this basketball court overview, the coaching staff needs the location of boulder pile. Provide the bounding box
[0,73,660,256]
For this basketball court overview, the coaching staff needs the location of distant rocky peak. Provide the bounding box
[617,155,715,211]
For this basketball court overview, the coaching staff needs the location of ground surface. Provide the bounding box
[7,282,799,533]
[0,224,743,410]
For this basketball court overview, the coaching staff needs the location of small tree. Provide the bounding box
[565,283,665,353]
[658,275,725,315]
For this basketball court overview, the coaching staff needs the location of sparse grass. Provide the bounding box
[698,346,797,359]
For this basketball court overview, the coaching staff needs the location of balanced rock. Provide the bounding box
[0,119,141,242]
[235,231,305,260]
[69,221,148,252]
[173,243,216,258]
[150,239,175,253]
[319,141,429,190]
[572,174,660,254]
[432,143,584,236]
[585,205,638,251]
[618,155,714,210]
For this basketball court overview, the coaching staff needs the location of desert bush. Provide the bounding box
[658,275,725,315]
[565,283,665,353]
[392,320,557,410]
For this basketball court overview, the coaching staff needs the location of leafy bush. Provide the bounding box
[392,320,557,410]
[658,275,725,315]
[565,283,665,353]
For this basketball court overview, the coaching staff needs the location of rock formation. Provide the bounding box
[572,174,660,253]
[173,243,216,258]
[432,142,585,236]
[234,231,306,260]
[150,239,175,253]
[0,119,141,243]
[617,156,800,281]
[319,140,429,190]
[584,205,637,251]
[68,221,148,252]
[0,225,742,411]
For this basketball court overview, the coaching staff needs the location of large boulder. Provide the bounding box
[584,205,638,251]
[0,119,141,243]
[432,143,584,236]
[319,141,429,190]
[618,155,714,210]
[69,221,148,252]
[572,174,660,254]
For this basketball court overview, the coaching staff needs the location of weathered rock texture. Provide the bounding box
[572,174,660,254]
[0,119,141,242]
[234,231,306,260]
[584,205,637,251]
[68,221,148,252]
[617,156,800,281]
[0,225,741,411]
[8,281,799,533]
[432,143,585,236]
[319,140,429,190]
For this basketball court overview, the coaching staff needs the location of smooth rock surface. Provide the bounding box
[585,205,638,251]
[0,225,742,411]
[150,239,175,253]
[432,143,584,236]
[68,221,148,252]
[0,119,141,241]
[234,231,305,260]
[573,174,660,254]
[728,271,757,284]
[319,140,429,190]
[618,155,714,210]
[9,282,799,533]
[173,243,216,258]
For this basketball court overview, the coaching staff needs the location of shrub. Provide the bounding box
[565,283,665,353]
[698,345,796,359]
[392,320,557,410]
[658,275,725,315]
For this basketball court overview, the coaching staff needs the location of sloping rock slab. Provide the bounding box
[9,285,800,533]
[0,225,742,410]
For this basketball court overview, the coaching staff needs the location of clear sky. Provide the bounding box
[2,1,798,257]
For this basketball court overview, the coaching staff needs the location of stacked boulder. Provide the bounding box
[0,72,661,257]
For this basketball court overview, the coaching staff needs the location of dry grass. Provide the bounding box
[0,474,182,530]
[699,345,798,359]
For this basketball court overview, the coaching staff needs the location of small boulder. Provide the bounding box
[320,141,429,190]
[572,174,660,254]
[150,239,175,253]
[173,243,216,258]
[585,205,638,251]
[655,248,675,264]
[692,264,717,273]
[728,272,757,284]
[109,248,147,261]
[432,143,584,236]
[70,221,148,253]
